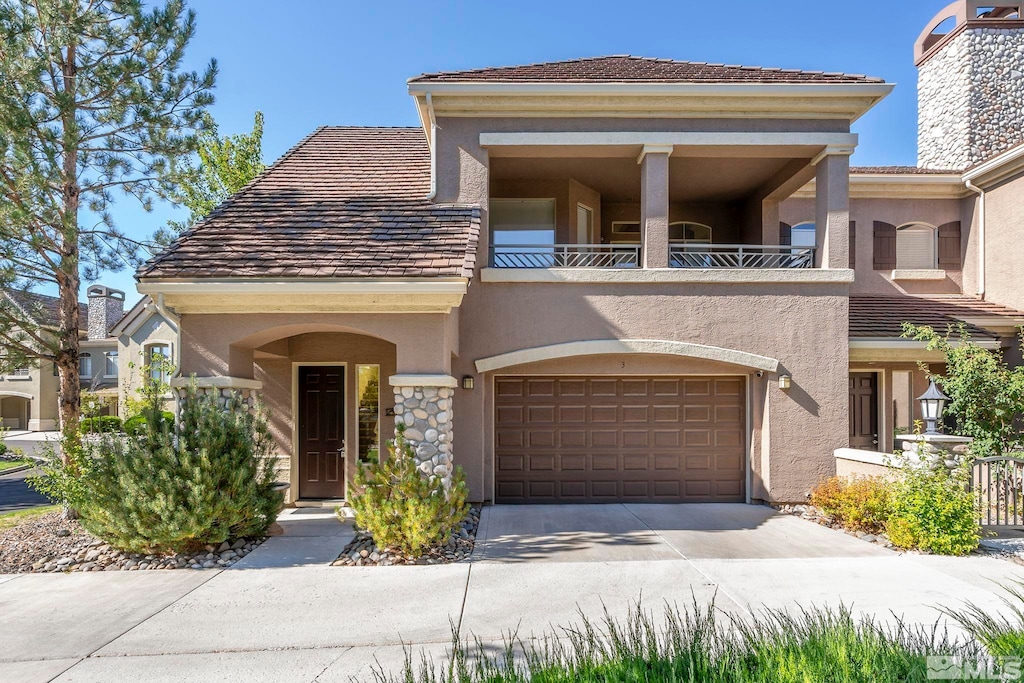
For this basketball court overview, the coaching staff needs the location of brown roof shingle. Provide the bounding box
[850,166,962,175]
[139,128,481,280]
[410,55,885,84]
[850,296,1024,339]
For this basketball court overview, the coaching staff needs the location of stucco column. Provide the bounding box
[389,374,456,486]
[640,146,672,269]
[814,153,851,269]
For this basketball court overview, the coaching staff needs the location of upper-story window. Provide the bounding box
[145,344,171,382]
[80,353,92,378]
[10,367,30,378]
[104,351,118,378]
[491,199,556,247]
[669,222,712,244]
[791,223,816,248]
[896,223,937,270]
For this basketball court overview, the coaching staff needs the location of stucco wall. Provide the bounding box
[781,197,967,295]
[982,170,1024,311]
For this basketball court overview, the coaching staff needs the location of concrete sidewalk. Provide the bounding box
[0,504,1022,682]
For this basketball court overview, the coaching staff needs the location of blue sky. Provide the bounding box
[96,0,945,298]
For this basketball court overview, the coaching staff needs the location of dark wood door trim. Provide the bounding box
[297,364,347,500]
[849,372,879,450]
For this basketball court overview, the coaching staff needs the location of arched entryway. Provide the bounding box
[0,394,31,431]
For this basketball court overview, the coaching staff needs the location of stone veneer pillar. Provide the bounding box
[169,376,262,414]
[389,374,456,485]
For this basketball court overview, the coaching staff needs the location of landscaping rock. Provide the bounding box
[332,506,481,568]
[0,511,268,574]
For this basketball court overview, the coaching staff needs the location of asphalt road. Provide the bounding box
[0,467,51,514]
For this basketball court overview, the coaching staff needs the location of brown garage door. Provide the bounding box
[494,376,746,504]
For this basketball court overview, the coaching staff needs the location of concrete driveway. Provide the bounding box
[1,504,1022,682]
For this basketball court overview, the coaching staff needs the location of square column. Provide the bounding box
[639,146,672,269]
[389,374,456,485]
[814,153,851,270]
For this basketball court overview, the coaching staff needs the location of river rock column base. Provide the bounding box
[390,375,456,487]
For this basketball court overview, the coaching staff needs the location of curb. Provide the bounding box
[0,464,33,477]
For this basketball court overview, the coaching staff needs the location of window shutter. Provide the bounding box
[779,222,792,246]
[873,221,896,270]
[849,221,856,268]
[937,221,962,269]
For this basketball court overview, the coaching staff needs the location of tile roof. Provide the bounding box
[849,296,1024,339]
[410,55,885,84]
[139,127,481,280]
[850,166,963,175]
[2,289,88,330]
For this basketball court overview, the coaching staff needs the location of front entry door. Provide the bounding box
[299,366,346,499]
[849,372,879,450]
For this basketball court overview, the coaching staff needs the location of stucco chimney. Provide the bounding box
[916,1,1024,169]
[86,285,125,340]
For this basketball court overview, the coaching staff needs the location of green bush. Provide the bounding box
[349,425,469,557]
[80,415,123,434]
[123,411,174,436]
[75,384,282,554]
[28,435,95,510]
[886,461,979,555]
[810,476,892,534]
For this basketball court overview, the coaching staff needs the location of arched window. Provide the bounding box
[669,222,712,244]
[790,222,816,248]
[896,223,937,269]
[79,353,92,378]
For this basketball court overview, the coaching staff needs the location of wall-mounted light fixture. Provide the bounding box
[778,374,792,391]
[462,375,475,390]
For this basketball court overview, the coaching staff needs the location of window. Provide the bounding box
[356,365,380,462]
[490,199,556,247]
[791,223,817,248]
[669,222,713,244]
[104,351,118,378]
[145,344,171,382]
[896,223,937,270]
[611,221,640,244]
[10,367,29,378]
[80,353,92,378]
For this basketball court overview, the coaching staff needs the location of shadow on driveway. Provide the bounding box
[0,468,51,514]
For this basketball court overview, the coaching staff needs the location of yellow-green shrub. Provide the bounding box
[886,463,979,555]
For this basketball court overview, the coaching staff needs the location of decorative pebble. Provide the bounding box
[332,506,482,568]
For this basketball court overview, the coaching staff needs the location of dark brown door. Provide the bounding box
[849,373,878,450]
[299,366,346,499]
[494,376,746,504]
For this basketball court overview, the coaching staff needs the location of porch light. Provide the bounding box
[778,374,792,391]
[462,375,475,390]
[918,380,950,434]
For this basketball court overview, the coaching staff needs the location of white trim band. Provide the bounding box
[388,374,458,388]
[139,278,469,296]
[480,131,858,149]
[475,339,780,373]
[480,267,855,284]
[849,338,1001,350]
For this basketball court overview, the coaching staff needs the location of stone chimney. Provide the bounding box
[86,285,125,340]
[916,1,1024,169]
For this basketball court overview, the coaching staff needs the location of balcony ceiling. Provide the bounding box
[490,156,799,202]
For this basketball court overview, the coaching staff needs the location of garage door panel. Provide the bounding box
[495,375,745,504]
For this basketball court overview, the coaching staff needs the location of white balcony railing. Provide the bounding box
[490,244,641,268]
[670,244,816,269]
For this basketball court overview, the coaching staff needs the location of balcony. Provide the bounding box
[490,244,640,269]
[669,244,816,269]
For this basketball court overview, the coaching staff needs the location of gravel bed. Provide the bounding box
[775,503,898,549]
[333,506,480,567]
[0,511,264,573]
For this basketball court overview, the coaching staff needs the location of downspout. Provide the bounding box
[424,93,438,201]
[152,292,181,378]
[965,179,986,298]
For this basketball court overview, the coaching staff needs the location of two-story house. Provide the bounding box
[135,1,1024,506]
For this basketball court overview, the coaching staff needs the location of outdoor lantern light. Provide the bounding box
[918,380,950,435]
[778,374,792,390]
[462,375,475,390]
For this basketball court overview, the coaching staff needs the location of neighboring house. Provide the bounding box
[136,1,1024,506]
[0,285,179,430]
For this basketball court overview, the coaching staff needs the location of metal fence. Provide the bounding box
[490,244,641,269]
[971,456,1024,526]
[669,244,817,269]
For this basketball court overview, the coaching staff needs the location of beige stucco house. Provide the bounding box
[0,285,179,431]
[136,1,1024,506]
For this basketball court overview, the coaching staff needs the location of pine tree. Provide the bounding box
[0,0,215,443]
